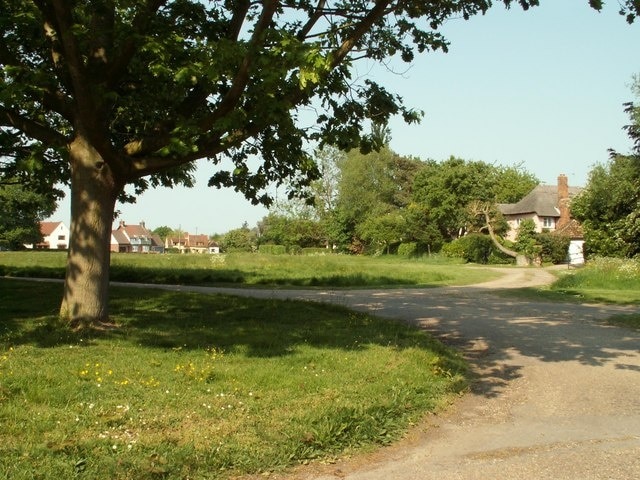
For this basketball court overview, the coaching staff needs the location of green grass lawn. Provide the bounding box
[0,250,498,288]
[0,279,468,479]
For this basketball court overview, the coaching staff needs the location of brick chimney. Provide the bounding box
[557,174,570,229]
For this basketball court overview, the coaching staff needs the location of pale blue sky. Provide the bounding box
[48,1,640,235]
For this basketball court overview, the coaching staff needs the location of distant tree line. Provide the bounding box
[251,146,539,259]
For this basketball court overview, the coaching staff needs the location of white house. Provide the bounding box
[26,221,70,250]
[498,174,584,265]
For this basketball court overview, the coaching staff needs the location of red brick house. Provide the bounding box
[110,221,164,253]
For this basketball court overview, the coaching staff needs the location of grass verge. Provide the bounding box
[0,279,468,479]
[0,251,497,288]
[549,258,640,304]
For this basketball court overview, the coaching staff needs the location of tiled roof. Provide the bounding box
[122,224,151,237]
[111,230,129,245]
[40,221,61,235]
[150,234,163,247]
[167,236,188,246]
[555,218,584,239]
[189,234,209,246]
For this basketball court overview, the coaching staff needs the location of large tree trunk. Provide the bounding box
[59,136,120,327]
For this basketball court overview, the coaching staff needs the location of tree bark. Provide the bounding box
[59,136,120,327]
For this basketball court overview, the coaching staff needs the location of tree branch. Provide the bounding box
[31,0,65,68]
[0,32,74,122]
[106,0,168,88]
[227,0,251,40]
[0,106,68,147]
[87,0,115,75]
[124,120,265,179]
[296,0,327,41]
[201,0,280,131]
[469,200,519,259]
[125,151,204,179]
[49,0,90,107]
[40,90,74,123]
[284,0,394,109]
[329,0,394,68]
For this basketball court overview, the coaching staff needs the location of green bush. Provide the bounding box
[258,244,287,255]
[442,234,511,265]
[288,245,303,255]
[515,219,540,258]
[398,242,419,257]
[463,234,495,264]
[441,239,465,259]
[537,233,570,264]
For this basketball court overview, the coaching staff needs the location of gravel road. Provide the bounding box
[167,266,639,480]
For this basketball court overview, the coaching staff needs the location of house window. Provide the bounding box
[58,235,65,240]
[543,217,554,228]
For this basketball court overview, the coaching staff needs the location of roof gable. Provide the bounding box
[40,221,62,235]
[111,230,129,245]
[150,234,163,247]
[116,221,153,240]
[189,234,209,246]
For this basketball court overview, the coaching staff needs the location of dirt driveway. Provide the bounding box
[184,266,640,480]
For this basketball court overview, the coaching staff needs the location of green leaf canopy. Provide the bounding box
[2,0,635,204]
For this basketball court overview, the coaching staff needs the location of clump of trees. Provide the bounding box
[262,72,640,264]
[221,222,258,252]
[0,180,57,249]
[572,78,640,258]
[1,131,60,249]
[261,145,539,257]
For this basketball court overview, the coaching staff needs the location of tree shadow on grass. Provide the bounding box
[110,289,458,362]
[0,279,67,346]
[1,282,464,378]
[109,266,248,285]
[252,274,421,288]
